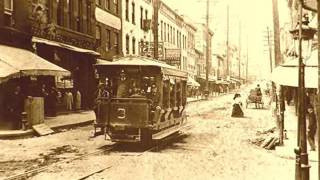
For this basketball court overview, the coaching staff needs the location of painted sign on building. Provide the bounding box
[165,49,181,66]
[139,42,164,59]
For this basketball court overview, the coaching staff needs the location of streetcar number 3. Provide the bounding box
[117,108,126,119]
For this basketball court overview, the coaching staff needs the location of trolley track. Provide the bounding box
[4,143,119,180]
[76,129,193,180]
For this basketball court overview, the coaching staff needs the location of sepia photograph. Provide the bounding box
[0,0,319,179]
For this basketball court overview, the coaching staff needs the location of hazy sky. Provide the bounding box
[162,0,291,78]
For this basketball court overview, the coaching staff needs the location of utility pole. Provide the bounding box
[226,5,230,79]
[153,0,159,60]
[246,35,249,83]
[318,2,320,179]
[272,0,281,66]
[205,0,210,98]
[238,21,241,81]
[266,27,273,72]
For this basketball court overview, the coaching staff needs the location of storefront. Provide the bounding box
[0,44,70,129]
[32,37,100,111]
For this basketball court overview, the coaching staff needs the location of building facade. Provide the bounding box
[158,1,186,69]
[121,0,153,56]
[95,0,122,60]
[0,0,99,111]
[31,0,98,109]
[195,23,213,80]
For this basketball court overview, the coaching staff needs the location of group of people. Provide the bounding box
[5,83,82,130]
[94,70,161,110]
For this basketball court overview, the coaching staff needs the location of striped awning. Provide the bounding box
[0,45,70,84]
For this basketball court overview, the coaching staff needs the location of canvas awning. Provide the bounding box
[187,76,200,87]
[32,37,100,56]
[271,50,318,88]
[0,45,70,83]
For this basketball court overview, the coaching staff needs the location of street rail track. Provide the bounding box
[4,143,119,180]
[76,127,194,180]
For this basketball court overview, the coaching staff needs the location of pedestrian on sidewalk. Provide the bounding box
[6,86,25,130]
[306,92,317,151]
[231,93,244,117]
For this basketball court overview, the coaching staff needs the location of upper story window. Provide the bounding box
[76,1,82,32]
[96,0,101,5]
[132,37,136,55]
[105,0,110,10]
[105,29,111,51]
[4,0,13,26]
[56,0,63,26]
[114,32,119,53]
[145,10,148,20]
[140,7,143,29]
[114,0,119,14]
[125,0,129,21]
[160,21,163,41]
[87,2,92,33]
[131,2,135,24]
[126,35,130,54]
[96,25,101,46]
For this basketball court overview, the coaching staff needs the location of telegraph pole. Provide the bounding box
[246,35,248,83]
[226,5,230,78]
[205,0,210,98]
[238,21,241,81]
[267,27,273,72]
[153,0,159,60]
[272,0,281,66]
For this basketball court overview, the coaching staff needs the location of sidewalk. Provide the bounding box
[0,111,95,139]
[274,105,318,162]
[0,97,209,139]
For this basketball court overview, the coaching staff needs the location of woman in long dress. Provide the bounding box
[231,93,244,117]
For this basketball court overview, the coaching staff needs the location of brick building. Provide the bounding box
[95,0,122,60]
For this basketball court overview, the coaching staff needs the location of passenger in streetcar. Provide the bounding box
[116,70,129,98]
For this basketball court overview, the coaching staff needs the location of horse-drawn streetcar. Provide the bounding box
[93,56,188,143]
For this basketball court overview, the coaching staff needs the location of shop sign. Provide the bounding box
[165,49,181,65]
[139,42,164,59]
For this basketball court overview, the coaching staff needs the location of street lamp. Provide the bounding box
[290,13,316,180]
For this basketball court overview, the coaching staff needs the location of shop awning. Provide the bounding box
[32,37,100,56]
[271,50,318,88]
[187,76,200,87]
[0,45,70,83]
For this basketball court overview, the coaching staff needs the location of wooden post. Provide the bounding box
[153,0,159,60]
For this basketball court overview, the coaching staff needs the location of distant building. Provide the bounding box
[195,23,213,81]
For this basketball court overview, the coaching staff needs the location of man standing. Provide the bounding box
[7,86,25,130]
[306,92,317,151]
[116,70,129,98]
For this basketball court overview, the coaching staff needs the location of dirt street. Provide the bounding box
[0,92,313,180]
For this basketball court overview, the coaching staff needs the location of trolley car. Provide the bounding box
[93,56,188,143]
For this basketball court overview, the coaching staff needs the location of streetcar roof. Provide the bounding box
[96,56,188,78]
